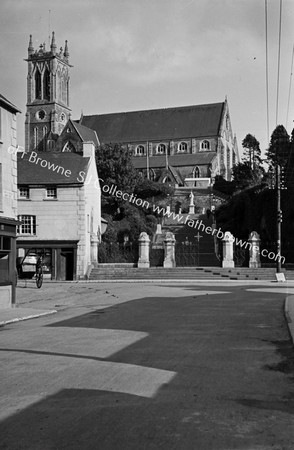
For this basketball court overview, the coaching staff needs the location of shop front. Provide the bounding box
[0,218,18,307]
[16,241,78,281]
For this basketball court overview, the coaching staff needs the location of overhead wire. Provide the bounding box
[286,44,294,130]
[265,0,270,145]
[275,0,283,127]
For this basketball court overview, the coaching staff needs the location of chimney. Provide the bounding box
[83,142,95,159]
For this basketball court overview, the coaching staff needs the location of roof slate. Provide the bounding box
[132,152,216,169]
[79,102,225,143]
[72,121,100,146]
[18,152,90,185]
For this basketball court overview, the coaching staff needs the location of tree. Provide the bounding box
[266,125,291,168]
[231,162,264,191]
[230,133,264,191]
[95,143,140,195]
[242,134,263,169]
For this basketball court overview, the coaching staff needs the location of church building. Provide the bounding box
[78,100,239,187]
[24,33,239,192]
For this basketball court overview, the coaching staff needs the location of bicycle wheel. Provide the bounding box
[36,268,43,288]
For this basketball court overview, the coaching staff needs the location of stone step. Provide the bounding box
[89,266,284,281]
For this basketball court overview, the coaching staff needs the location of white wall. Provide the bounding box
[76,142,101,277]
[17,186,80,241]
[0,107,18,219]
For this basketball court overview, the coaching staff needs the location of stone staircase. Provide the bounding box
[88,265,289,281]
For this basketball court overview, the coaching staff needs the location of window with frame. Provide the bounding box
[149,168,156,181]
[62,141,75,152]
[46,186,57,199]
[193,166,200,178]
[0,236,11,283]
[34,127,38,149]
[136,145,145,156]
[200,140,210,151]
[18,186,29,199]
[17,215,36,235]
[178,141,188,152]
[35,69,42,100]
[157,143,166,154]
[162,175,172,183]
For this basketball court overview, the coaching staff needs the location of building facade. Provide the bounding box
[0,93,21,307]
[17,144,102,280]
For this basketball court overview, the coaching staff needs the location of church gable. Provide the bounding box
[56,120,82,152]
[56,119,99,153]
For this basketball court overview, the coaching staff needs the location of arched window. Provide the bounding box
[42,126,47,151]
[162,175,172,183]
[193,166,200,178]
[178,141,188,152]
[58,72,62,102]
[201,140,210,151]
[149,168,156,181]
[62,141,76,152]
[43,68,50,100]
[61,76,67,104]
[157,143,166,154]
[136,145,145,156]
[35,69,41,100]
[34,127,38,149]
[47,140,55,152]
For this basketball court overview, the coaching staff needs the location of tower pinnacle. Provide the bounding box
[64,40,69,61]
[28,34,34,56]
[50,31,56,55]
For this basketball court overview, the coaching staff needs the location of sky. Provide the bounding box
[1,0,294,155]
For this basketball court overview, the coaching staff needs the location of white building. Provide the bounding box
[17,143,102,280]
[0,93,21,307]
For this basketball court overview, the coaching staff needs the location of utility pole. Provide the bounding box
[276,163,282,274]
[146,141,150,180]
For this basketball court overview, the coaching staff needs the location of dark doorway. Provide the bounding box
[60,249,74,280]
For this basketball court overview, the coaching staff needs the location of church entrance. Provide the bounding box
[150,245,164,267]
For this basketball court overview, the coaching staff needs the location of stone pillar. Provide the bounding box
[163,232,176,268]
[138,232,150,268]
[222,231,235,268]
[248,231,261,268]
[90,232,99,265]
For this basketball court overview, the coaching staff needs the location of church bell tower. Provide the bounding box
[25,32,72,152]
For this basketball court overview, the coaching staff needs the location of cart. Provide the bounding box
[16,249,44,288]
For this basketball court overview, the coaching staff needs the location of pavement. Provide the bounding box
[1,280,294,449]
[1,278,294,346]
[285,294,294,344]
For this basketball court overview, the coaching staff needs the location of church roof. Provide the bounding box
[17,152,90,185]
[71,121,100,146]
[79,102,225,143]
[132,152,216,169]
